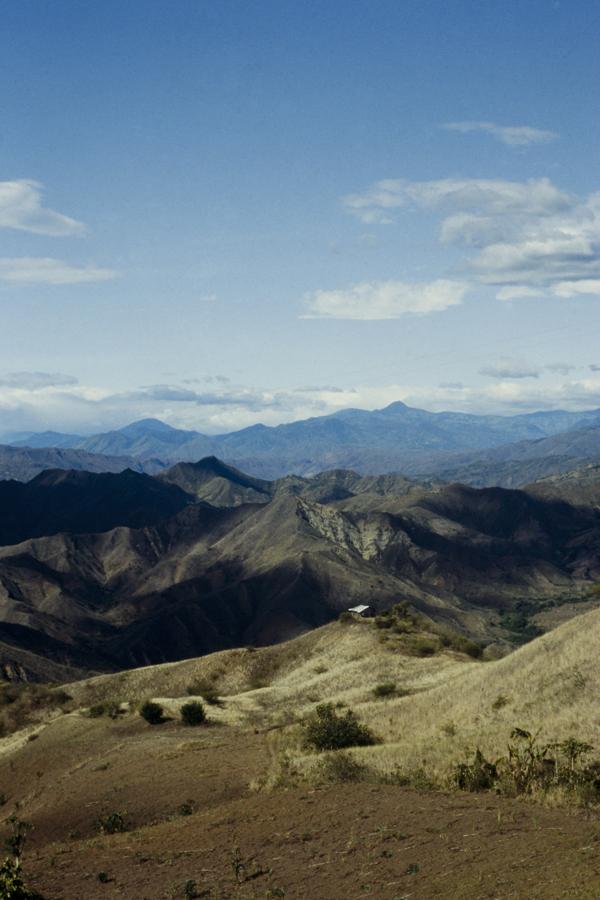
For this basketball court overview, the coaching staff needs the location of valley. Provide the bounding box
[0,454,599,682]
[1,410,600,898]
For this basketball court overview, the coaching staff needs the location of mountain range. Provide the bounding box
[4,400,600,485]
[0,455,598,682]
[0,402,600,493]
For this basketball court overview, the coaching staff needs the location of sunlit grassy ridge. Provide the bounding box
[5,603,600,807]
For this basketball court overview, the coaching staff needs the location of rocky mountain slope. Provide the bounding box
[0,457,598,681]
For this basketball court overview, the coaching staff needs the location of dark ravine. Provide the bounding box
[0,456,599,681]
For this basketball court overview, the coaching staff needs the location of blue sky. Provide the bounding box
[2,0,600,436]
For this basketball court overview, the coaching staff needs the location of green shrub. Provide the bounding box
[88,700,123,719]
[302,703,378,752]
[372,682,397,699]
[317,750,368,783]
[405,635,439,657]
[452,729,600,802]
[177,800,196,816]
[180,701,206,726]
[454,748,498,792]
[139,701,164,725]
[95,812,128,835]
[338,611,354,624]
[0,683,73,738]
[491,694,510,711]
[437,629,483,659]
[0,816,42,899]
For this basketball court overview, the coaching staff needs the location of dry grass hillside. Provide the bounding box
[59,601,600,799]
[286,605,600,788]
[3,608,600,897]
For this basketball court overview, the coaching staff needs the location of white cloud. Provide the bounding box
[343,177,572,225]
[2,375,600,437]
[342,176,600,297]
[0,180,85,236]
[0,372,78,389]
[442,121,558,147]
[0,258,118,285]
[551,279,600,297]
[496,285,544,301]
[479,361,540,380]
[303,279,468,319]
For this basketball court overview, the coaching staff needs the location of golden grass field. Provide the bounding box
[3,605,600,897]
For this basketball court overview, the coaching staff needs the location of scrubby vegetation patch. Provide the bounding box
[180,701,206,726]
[374,603,483,658]
[139,701,164,725]
[0,815,42,899]
[454,728,600,803]
[302,703,378,752]
[0,683,72,737]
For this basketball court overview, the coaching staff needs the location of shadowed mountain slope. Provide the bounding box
[158,456,273,505]
[0,459,598,679]
[525,463,600,508]
[0,468,193,545]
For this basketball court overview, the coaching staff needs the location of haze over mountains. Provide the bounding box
[3,400,600,484]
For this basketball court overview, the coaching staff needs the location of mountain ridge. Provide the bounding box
[0,454,599,680]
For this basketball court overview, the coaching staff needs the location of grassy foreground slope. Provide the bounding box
[312,605,600,783]
[3,609,600,897]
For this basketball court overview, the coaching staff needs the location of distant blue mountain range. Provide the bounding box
[5,400,600,481]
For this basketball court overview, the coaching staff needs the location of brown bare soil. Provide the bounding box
[5,717,600,900]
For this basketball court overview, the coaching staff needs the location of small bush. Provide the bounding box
[0,683,73,738]
[452,729,600,802]
[95,812,128,835]
[302,703,378,752]
[88,700,123,719]
[177,800,195,817]
[139,701,164,725]
[438,630,483,659]
[186,679,221,705]
[317,750,368,783]
[372,682,397,699]
[454,748,498,792]
[405,635,439,657]
[338,611,355,624]
[0,816,42,899]
[491,694,510,711]
[180,701,206,726]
